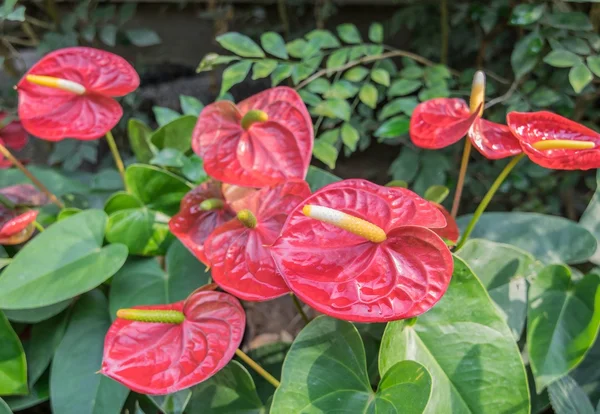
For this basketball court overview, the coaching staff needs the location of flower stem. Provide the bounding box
[105,131,127,189]
[450,139,472,218]
[33,221,44,232]
[456,153,526,250]
[0,142,64,208]
[291,293,310,325]
[235,348,281,388]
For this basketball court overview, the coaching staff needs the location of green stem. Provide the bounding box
[450,139,472,218]
[105,131,127,190]
[291,293,310,325]
[235,349,281,388]
[456,154,526,250]
[33,221,45,232]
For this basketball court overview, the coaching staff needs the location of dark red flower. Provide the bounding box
[410,72,521,159]
[431,203,459,244]
[204,180,311,301]
[271,179,454,323]
[507,111,600,170]
[0,113,28,169]
[101,289,245,395]
[192,87,313,187]
[17,47,139,141]
[0,209,38,245]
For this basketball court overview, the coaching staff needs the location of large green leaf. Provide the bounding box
[150,115,197,153]
[187,360,265,413]
[245,342,290,404]
[146,390,192,414]
[127,119,156,163]
[4,370,49,411]
[0,311,26,395]
[0,166,88,196]
[0,399,11,414]
[573,335,600,406]
[548,375,595,414]
[527,265,600,391]
[106,208,173,256]
[379,257,530,414]
[457,239,538,339]
[0,210,127,309]
[457,212,597,264]
[580,169,600,265]
[51,290,129,414]
[305,166,341,192]
[3,300,71,324]
[271,316,432,413]
[124,164,192,216]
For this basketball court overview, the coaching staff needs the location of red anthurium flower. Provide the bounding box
[204,180,311,301]
[0,184,49,206]
[410,71,521,159]
[17,47,139,140]
[0,209,38,245]
[101,289,245,395]
[192,87,313,187]
[507,111,600,170]
[431,203,459,244]
[0,113,28,168]
[271,179,454,323]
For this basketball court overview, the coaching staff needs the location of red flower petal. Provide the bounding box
[0,113,27,151]
[192,87,313,187]
[271,179,453,322]
[169,181,235,266]
[101,290,245,395]
[17,47,139,141]
[468,118,522,159]
[0,184,49,206]
[430,203,459,243]
[205,180,311,301]
[507,111,600,170]
[0,208,38,245]
[410,98,478,149]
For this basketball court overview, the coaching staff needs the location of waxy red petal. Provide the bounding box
[430,203,459,243]
[468,118,522,160]
[271,179,453,322]
[0,185,49,206]
[169,181,235,266]
[17,47,139,141]
[410,98,477,149]
[0,113,28,169]
[101,290,245,395]
[0,208,38,245]
[507,111,600,170]
[205,180,311,301]
[192,87,313,187]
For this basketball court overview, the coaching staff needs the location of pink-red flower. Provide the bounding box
[0,113,27,168]
[17,47,139,140]
[507,111,600,170]
[101,289,245,395]
[204,180,311,301]
[192,87,313,187]
[410,72,521,159]
[271,179,453,323]
[0,184,48,245]
[431,203,459,244]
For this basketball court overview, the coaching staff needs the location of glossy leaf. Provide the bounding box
[0,210,127,309]
[126,29,161,47]
[0,166,88,196]
[344,66,369,82]
[326,49,349,69]
[548,375,595,414]
[528,265,600,391]
[179,95,204,116]
[379,97,418,120]
[457,239,536,339]
[51,291,129,414]
[588,56,600,77]
[375,115,410,139]
[337,24,361,44]
[305,29,340,49]
[510,3,546,25]
[341,122,359,151]
[457,212,597,264]
[4,370,49,411]
[0,311,26,395]
[570,63,593,93]
[153,107,181,127]
[106,207,173,256]
[511,32,544,79]
[305,166,341,191]
[252,60,278,80]
[220,60,252,96]
[544,50,582,68]
[368,23,383,43]
[359,83,378,109]
[371,68,390,86]
[389,79,422,96]
[26,312,69,387]
[312,98,351,121]
[261,32,288,59]
[423,185,449,204]
[150,115,197,152]
[272,316,432,413]
[0,399,11,414]
[2,301,71,324]
[581,169,600,265]
[216,33,265,58]
[379,257,530,414]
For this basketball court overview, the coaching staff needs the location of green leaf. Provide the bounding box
[544,50,582,68]
[216,32,265,58]
[510,4,546,26]
[126,29,161,47]
[386,180,408,188]
[150,148,186,168]
[127,119,156,164]
[51,291,129,414]
[379,257,530,414]
[4,370,49,411]
[457,239,536,340]
[152,107,180,127]
[336,24,361,44]
[124,164,192,216]
[305,166,341,191]
[179,95,204,116]
[106,208,173,256]
[341,122,360,151]
[197,53,239,73]
[305,29,340,49]
[25,312,69,387]
[271,63,293,87]
[307,78,330,94]
[388,78,422,97]
[570,63,593,93]
[562,37,592,55]
[252,60,278,80]
[147,390,192,414]
[0,166,88,196]
[182,155,207,184]
[220,60,252,96]
[368,23,383,43]
[260,32,288,59]
[418,87,450,101]
[0,399,11,414]
[374,116,409,139]
[371,68,390,86]
[109,241,209,318]
[285,39,309,59]
[187,360,264,413]
[3,301,71,324]
[544,12,593,31]
[530,86,562,107]
[389,147,418,182]
[528,265,600,391]
[343,66,369,82]
[318,128,339,145]
[323,80,359,99]
[456,212,597,264]
[311,99,351,121]
[0,210,127,309]
[272,316,432,413]
[150,115,196,153]
[378,97,418,120]
[243,342,289,403]
[399,66,424,79]
[581,170,600,265]
[359,83,378,108]
[512,32,544,79]
[423,185,449,204]
[99,25,117,47]
[118,3,136,24]
[0,311,26,395]
[313,140,338,170]
[291,56,322,85]
[587,56,600,77]
[298,90,321,106]
[326,49,349,70]
[548,375,595,414]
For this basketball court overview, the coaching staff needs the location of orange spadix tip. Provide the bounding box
[532,139,595,151]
